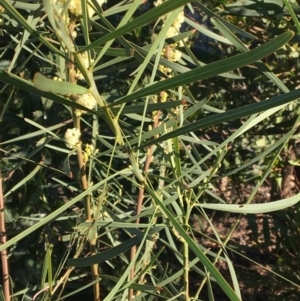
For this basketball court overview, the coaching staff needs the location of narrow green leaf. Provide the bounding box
[67,236,142,267]
[111,31,294,106]
[184,16,232,44]
[0,120,72,145]
[199,192,300,214]
[282,0,300,34]
[24,118,61,140]
[4,161,42,198]
[33,72,89,95]
[109,101,183,114]
[193,2,256,40]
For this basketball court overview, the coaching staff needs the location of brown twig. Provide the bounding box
[0,170,10,301]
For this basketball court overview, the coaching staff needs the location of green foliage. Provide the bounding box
[1,0,300,300]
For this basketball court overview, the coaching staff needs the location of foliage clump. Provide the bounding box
[0,1,300,301]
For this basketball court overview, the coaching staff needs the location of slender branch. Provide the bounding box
[0,170,10,301]
[68,50,100,300]
[128,100,161,300]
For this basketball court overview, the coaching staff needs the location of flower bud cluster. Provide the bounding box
[75,93,97,117]
[65,127,81,149]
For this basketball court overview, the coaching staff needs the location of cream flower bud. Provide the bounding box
[65,128,81,148]
[71,30,77,39]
